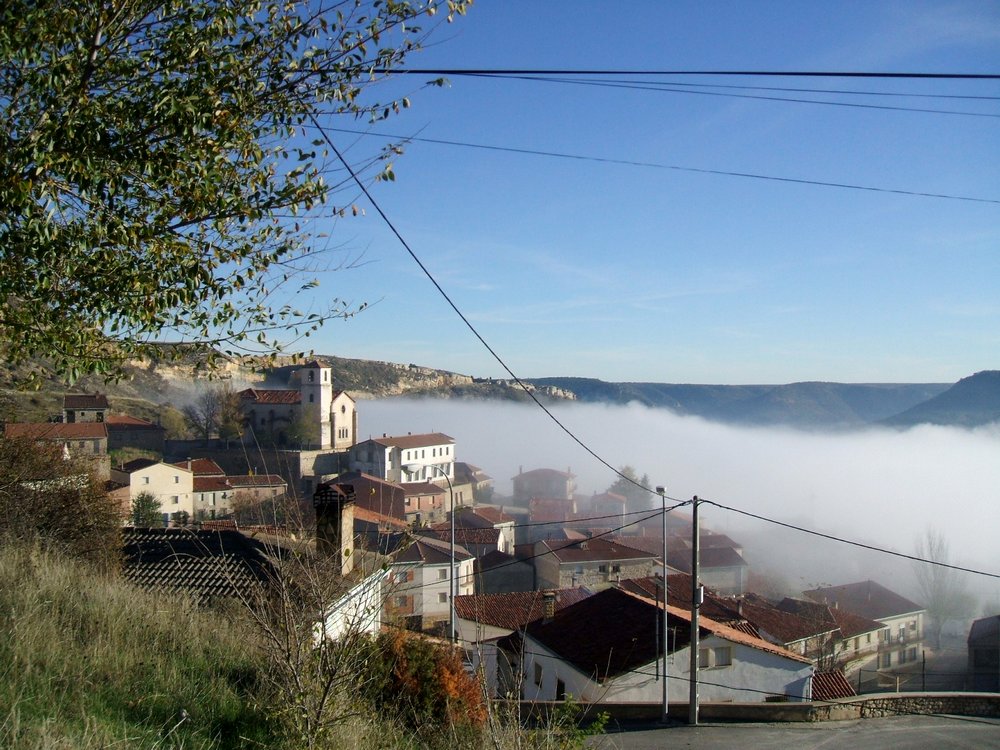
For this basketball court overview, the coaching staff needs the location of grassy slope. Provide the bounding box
[0,543,277,749]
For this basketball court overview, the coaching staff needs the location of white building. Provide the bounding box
[496,587,813,704]
[388,536,474,632]
[111,459,194,524]
[349,432,456,487]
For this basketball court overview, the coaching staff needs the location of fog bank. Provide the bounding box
[360,398,1000,596]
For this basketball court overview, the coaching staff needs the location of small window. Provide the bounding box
[395,596,407,607]
[438,592,448,604]
[396,571,408,584]
[309,394,314,403]
[174,475,179,483]
[598,564,608,574]
[437,569,447,580]
[713,647,732,666]
[171,496,179,504]
[308,371,314,382]
[881,652,892,668]
[533,663,542,686]
[866,633,872,644]
[698,648,711,669]
[612,564,621,573]
[143,476,150,484]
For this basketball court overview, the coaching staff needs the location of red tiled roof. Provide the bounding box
[371,432,455,449]
[803,580,924,621]
[239,388,300,405]
[5,422,107,440]
[403,481,445,496]
[464,506,514,525]
[354,506,408,530]
[63,393,108,409]
[829,606,885,639]
[701,547,748,569]
[738,593,837,645]
[105,415,163,429]
[590,491,626,505]
[812,670,856,701]
[194,476,231,493]
[392,537,473,565]
[423,526,500,546]
[518,588,810,681]
[454,589,593,630]
[172,458,226,476]
[618,575,744,624]
[226,474,286,488]
[541,538,659,564]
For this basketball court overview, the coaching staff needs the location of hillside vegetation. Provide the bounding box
[3,351,997,430]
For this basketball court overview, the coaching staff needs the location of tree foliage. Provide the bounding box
[183,381,243,440]
[606,465,652,512]
[0,436,121,570]
[0,0,470,381]
[130,490,162,526]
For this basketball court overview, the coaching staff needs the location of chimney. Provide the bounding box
[542,591,556,623]
[314,482,356,576]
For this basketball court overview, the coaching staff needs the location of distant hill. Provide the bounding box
[4,349,996,431]
[880,371,1000,428]
[524,378,951,429]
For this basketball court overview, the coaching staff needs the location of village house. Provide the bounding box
[112,458,194,524]
[804,580,926,671]
[474,550,536,594]
[511,467,576,505]
[532,537,659,591]
[105,414,166,454]
[348,432,457,491]
[496,587,813,704]
[387,536,475,634]
[967,614,1000,692]
[62,393,109,423]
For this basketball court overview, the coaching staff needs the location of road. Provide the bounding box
[588,715,1000,749]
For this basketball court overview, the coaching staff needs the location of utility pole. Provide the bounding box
[689,495,701,726]
[656,486,669,724]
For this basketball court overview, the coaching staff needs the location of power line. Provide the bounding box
[306,111,661,497]
[377,68,1000,80]
[700,498,1000,580]
[325,127,1000,205]
[459,73,1000,118]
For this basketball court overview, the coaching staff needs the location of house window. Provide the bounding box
[437,592,447,604]
[698,648,711,669]
[881,652,892,668]
[909,621,917,631]
[612,564,621,573]
[556,679,566,701]
[396,571,408,584]
[143,476,150,484]
[854,637,859,650]
[713,647,732,667]
[309,394,314,403]
[437,569,447,580]
[171,496,179,504]
[174,475,179,483]
[533,663,542,686]
[908,647,917,661]
[395,596,407,607]
[598,565,607,574]
[867,633,872,644]
[308,370,314,382]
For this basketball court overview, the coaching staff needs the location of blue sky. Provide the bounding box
[298,1,1000,385]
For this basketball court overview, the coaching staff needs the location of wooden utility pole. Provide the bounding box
[656,486,669,724]
[689,495,701,726]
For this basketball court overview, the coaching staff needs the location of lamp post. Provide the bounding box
[405,461,456,642]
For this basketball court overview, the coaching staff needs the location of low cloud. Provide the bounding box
[360,398,1000,602]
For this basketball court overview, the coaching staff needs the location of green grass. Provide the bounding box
[0,543,277,749]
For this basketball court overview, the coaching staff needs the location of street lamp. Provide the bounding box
[405,461,456,643]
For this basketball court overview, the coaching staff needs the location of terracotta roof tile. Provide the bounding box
[803,580,924,621]
[194,477,231,492]
[63,393,108,409]
[239,388,301,405]
[172,458,226,476]
[226,474,286,488]
[454,589,593,630]
[105,415,162,429]
[371,432,455,449]
[5,422,107,440]
[541,537,659,564]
